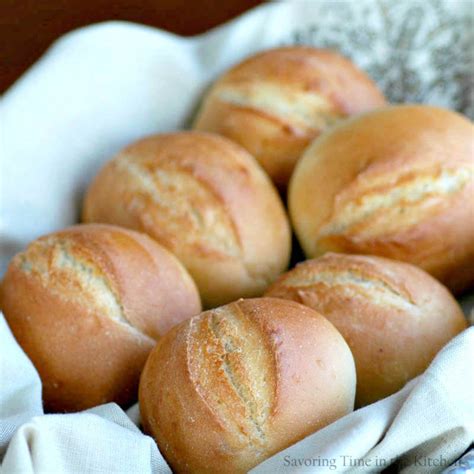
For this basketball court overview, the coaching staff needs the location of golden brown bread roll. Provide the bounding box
[266,253,468,406]
[139,297,356,473]
[289,105,474,293]
[193,46,386,188]
[83,131,291,308]
[0,224,201,412]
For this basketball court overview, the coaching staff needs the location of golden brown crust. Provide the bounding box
[139,297,356,473]
[265,253,468,406]
[83,132,291,308]
[193,46,386,188]
[0,224,201,412]
[289,105,474,293]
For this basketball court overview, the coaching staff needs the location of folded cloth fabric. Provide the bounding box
[1,1,473,472]
[443,451,474,474]
[1,405,168,474]
[0,316,42,459]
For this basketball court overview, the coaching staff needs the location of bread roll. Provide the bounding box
[193,46,385,188]
[266,253,467,406]
[139,297,356,473]
[83,132,291,308]
[289,105,474,293]
[0,224,201,412]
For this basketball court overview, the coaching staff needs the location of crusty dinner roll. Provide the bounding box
[83,132,291,308]
[139,297,356,473]
[0,224,201,412]
[193,46,385,188]
[266,253,468,406]
[289,105,474,293]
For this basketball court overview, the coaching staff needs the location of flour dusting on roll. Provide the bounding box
[289,105,474,293]
[139,297,356,473]
[266,253,467,406]
[83,132,291,307]
[0,224,201,412]
[194,46,385,188]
